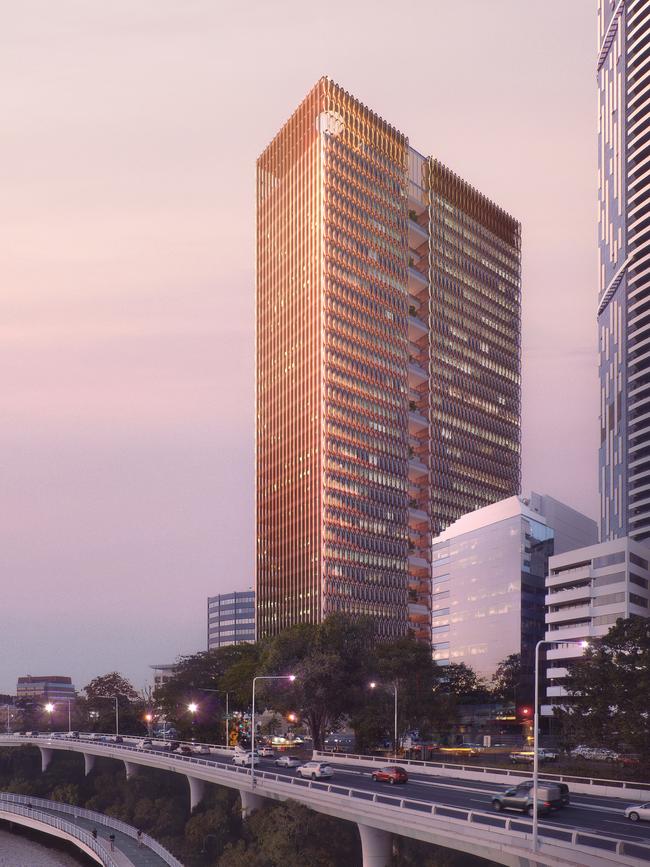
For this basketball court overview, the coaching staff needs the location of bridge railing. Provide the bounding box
[0,801,120,867]
[314,749,650,796]
[250,769,650,864]
[4,735,650,864]
[0,792,183,866]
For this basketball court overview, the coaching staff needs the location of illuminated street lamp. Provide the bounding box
[144,712,153,737]
[251,675,296,788]
[188,702,199,740]
[532,639,588,852]
[44,702,54,732]
[369,681,398,759]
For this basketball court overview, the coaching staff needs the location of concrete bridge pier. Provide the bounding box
[83,754,95,776]
[240,789,265,818]
[187,776,206,811]
[357,824,391,867]
[123,761,140,780]
[38,748,53,773]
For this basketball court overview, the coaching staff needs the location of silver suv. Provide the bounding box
[491,782,564,816]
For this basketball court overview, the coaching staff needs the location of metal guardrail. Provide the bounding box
[0,801,120,867]
[250,769,650,864]
[314,749,650,793]
[0,792,182,867]
[3,735,650,864]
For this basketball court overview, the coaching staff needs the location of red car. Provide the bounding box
[371,766,409,785]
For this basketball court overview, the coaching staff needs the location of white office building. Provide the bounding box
[543,536,650,714]
[430,493,597,680]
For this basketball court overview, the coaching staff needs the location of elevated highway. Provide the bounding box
[1,733,649,867]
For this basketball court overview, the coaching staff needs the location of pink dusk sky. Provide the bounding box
[2,0,597,694]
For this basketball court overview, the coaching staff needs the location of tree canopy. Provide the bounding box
[83,672,138,702]
[554,617,650,757]
[260,613,377,750]
[490,653,531,705]
[155,644,262,741]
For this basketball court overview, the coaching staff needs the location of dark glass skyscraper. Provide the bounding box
[256,78,521,641]
[598,0,650,541]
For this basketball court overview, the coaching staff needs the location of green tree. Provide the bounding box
[554,617,650,757]
[156,644,262,741]
[51,783,80,805]
[436,663,490,703]
[491,653,531,705]
[244,801,361,867]
[361,637,441,748]
[261,614,375,750]
[84,672,138,701]
[83,672,142,734]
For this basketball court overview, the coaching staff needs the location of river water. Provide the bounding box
[0,828,86,866]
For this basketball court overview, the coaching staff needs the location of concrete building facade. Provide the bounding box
[543,536,650,714]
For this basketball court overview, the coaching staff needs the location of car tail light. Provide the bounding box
[544,802,551,807]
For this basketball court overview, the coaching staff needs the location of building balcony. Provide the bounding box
[408,266,428,293]
[544,585,591,607]
[408,456,428,480]
[546,565,591,590]
[409,525,431,543]
[545,624,592,642]
[408,603,430,619]
[408,314,428,342]
[546,685,569,698]
[546,666,569,679]
[407,187,427,216]
[407,218,428,251]
[547,643,586,662]
[408,410,428,433]
[545,604,591,625]
[408,554,431,575]
[408,361,428,387]
[409,580,430,597]
[409,507,430,529]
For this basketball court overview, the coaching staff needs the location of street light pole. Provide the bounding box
[115,696,119,737]
[532,640,544,854]
[251,675,296,789]
[67,699,72,733]
[198,688,230,745]
[393,683,398,760]
[532,638,588,853]
[370,682,399,759]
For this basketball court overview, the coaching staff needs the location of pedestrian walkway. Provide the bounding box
[0,793,181,867]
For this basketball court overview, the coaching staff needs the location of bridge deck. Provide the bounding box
[35,804,169,867]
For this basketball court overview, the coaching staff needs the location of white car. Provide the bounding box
[275,755,301,768]
[257,746,274,758]
[625,803,650,822]
[193,744,211,755]
[296,761,333,780]
[233,751,259,767]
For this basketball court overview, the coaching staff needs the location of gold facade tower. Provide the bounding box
[256,79,520,641]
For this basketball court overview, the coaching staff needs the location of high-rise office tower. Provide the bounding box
[598,0,650,541]
[256,78,521,640]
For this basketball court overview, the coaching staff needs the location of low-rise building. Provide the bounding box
[150,663,178,692]
[543,537,650,715]
[16,676,75,704]
[430,493,597,680]
[208,590,255,650]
